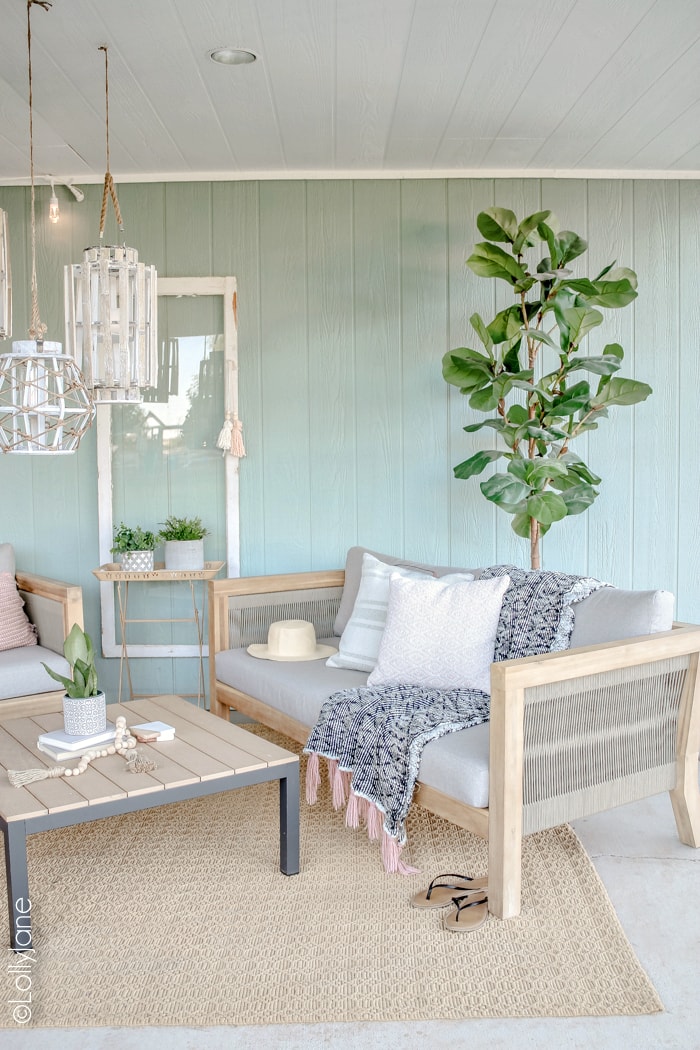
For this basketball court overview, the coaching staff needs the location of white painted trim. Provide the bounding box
[97,277,240,661]
[3,169,700,187]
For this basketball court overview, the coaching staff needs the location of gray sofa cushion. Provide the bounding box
[215,639,491,808]
[570,587,674,648]
[334,546,482,636]
[0,645,69,702]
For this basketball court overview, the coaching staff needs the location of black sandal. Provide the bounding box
[410,872,488,910]
[443,892,489,932]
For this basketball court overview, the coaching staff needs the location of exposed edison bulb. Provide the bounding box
[49,183,59,224]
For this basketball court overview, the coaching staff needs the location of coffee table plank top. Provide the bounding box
[1,696,299,824]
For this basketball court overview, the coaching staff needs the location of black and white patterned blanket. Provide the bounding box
[304,566,607,857]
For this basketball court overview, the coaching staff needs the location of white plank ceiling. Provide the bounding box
[1,0,700,184]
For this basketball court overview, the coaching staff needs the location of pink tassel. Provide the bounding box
[365,801,384,840]
[305,752,320,804]
[332,769,351,810]
[379,831,420,875]
[345,789,361,828]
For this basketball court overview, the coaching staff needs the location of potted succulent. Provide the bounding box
[110,522,158,572]
[158,515,209,571]
[42,623,107,736]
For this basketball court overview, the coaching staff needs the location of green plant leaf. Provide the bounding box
[469,386,500,411]
[488,304,534,344]
[467,243,528,284]
[605,265,638,290]
[441,349,492,390]
[511,511,532,539]
[603,342,624,360]
[585,279,638,308]
[470,313,493,352]
[480,473,531,505]
[527,459,570,486]
[559,483,599,514]
[513,210,551,253]
[476,207,518,243]
[507,404,529,424]
[525,329,559,350]
[595,377,653,407]
[566,354,622,376]
[561,306,603,346]
[537,221,559,268]
[463,418,506,434]
[453,449,504,479]
[526,491,568,525]
[556,231,588,265]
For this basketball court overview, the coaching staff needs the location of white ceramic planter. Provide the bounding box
[163,539,204,571]
[63,690,107,736]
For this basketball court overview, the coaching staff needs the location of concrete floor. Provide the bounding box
[4,783,699,1050]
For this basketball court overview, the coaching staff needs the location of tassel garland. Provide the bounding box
[216,413,246,458]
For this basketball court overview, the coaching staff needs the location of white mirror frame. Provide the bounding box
[96,275,240,658]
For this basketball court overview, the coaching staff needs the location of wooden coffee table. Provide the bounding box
[0,695,300,949]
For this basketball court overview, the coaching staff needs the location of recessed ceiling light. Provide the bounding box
[209,47,257,66]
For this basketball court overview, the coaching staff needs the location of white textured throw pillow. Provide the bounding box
[326,552,473,672]
[366,572,510,693]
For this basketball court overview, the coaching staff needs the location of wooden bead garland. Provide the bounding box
[7,716,157,787]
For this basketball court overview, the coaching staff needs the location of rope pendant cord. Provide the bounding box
[98,45,124,239]
[26,0,51,342]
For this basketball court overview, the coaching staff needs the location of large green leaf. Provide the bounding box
[470,312,493,352]
[467,243,528,284]
[559,483,599,514]
[463,418,506,434]
[585,278,638,308]
[561,306,603,346]
[513,210,551,252]
[556,231,588,265]
[480,473,531,506]
[442,349,492,390]
[566,354,622,376]
[469,385,500,411]
[454,449,504,479]
[596,377,652,407]
[526,491,568,525]
[527,459,570,486]
[476,207,518,243]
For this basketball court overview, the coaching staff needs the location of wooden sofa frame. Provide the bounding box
[3,571,85,719]
[209,569,700,918]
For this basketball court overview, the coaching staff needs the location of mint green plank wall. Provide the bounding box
[1,176,699,706]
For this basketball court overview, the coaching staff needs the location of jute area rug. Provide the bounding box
[1,725,661,1028]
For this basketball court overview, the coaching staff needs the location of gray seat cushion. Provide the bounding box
[0,645,69,702]
[215,639,491,808]
[570,586,674,647]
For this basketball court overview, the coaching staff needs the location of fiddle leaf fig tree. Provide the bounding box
[442,206,652,570]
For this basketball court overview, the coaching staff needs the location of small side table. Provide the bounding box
[92,562,224,705]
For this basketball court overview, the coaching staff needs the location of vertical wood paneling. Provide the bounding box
[400,180,451,564]
[446,179,498,569]
[0,173,698,675]
[586,180,636,586]
[306,181,357,569]
[631,182,680,595]
[352,181,403,554]
[259,182,310,573]
[677,182,700,618]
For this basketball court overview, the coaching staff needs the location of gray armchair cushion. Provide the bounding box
[0,645,69,702]
[570,587,674,648]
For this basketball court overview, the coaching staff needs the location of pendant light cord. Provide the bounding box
[98,45,124,239]
[27,0,51,342]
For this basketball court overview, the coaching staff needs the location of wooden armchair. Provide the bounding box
[209,569,700,918]
[0,570,84,718]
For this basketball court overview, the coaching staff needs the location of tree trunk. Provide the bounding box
[530,518,540,570]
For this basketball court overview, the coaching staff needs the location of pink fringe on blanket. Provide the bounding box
[305,755,419,875]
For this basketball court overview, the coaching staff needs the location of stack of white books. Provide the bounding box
[37,724,117,762]
[129,720,176,742]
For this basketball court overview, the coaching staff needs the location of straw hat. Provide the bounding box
[247,619,337,662]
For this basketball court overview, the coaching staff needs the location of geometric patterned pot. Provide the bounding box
[62,691,107,736]
[121,550,155,572]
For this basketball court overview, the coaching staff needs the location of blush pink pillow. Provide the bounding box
[0,572,38,651]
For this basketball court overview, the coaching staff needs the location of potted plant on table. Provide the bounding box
[42,623,106,736]
[158,515,209,571]
[110,522,158,572]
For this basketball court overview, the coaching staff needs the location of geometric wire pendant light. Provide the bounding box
[64,46,157,403]
[0,0,95,455]
[0,207,11,339]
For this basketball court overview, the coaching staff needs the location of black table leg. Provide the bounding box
[2,820,32,951]
[279,761,300,876]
